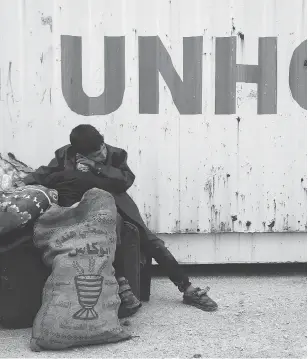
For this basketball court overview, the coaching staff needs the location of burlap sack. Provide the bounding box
[30,188,131,351]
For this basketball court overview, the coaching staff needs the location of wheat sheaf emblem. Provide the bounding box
[72,257,109,320]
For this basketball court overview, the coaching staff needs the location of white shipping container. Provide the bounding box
[0,0,306,262]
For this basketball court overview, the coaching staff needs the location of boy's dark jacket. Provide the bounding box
[23,144,155,239]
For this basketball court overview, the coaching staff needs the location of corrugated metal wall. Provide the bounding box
[0,0,306,234]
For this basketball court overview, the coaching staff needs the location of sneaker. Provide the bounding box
[183,286,218,312]
[117,278,142,319]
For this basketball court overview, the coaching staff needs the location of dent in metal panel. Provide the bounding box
[215,37,277,114]
[61,35,125,116]
[289,40,307,110]
[139,36,203,114]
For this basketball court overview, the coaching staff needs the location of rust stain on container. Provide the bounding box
[268,220,276,231]
[231,215,238,222]
[238,31,245,40]
[41,16,53,32]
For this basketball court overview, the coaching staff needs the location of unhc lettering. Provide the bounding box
[61,35,307,115]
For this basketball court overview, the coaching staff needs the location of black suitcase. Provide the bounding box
[119,221,152,302]
[0,229,50,329]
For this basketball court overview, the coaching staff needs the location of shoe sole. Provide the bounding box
[183,300,218,312]
[118,303,142,319]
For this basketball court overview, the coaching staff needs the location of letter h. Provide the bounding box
[215,37,277,115]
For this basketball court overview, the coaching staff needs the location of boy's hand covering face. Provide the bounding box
[76,156,95,169]
[75,144,107,173]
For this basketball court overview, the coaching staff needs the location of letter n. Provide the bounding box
[139,36,203,114]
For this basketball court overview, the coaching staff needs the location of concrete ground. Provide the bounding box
[0,273,306,358]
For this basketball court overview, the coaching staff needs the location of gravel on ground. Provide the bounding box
[0,274,306,358]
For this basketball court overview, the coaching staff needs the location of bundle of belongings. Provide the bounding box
[0,154,55,328]
[0,185,58,237]
[0,154,131,351]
